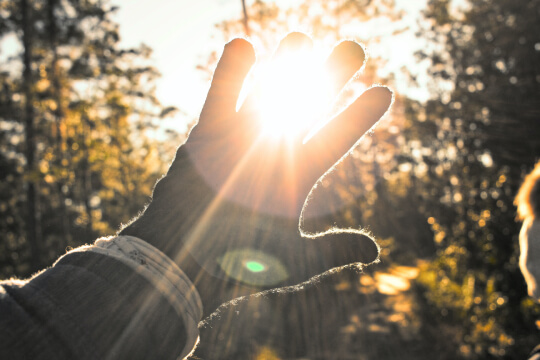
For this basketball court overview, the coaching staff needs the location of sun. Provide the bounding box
[239,46,333,142]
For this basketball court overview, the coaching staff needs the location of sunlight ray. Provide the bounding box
[242,47,333,142]
[178,135,288,285]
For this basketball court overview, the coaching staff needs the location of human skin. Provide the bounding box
[516,162,540,301]
[121,32,393,318]
[519,218,540,299]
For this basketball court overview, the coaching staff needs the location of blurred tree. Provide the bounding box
[0,0,178,278]
[406,0,540,358]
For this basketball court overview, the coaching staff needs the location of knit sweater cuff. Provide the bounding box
[59,235,203,359]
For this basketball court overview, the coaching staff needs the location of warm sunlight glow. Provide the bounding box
[245,48,333,142]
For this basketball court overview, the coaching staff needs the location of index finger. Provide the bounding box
[201,38,256,121]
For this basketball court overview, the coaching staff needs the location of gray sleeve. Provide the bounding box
[0,236,202,360]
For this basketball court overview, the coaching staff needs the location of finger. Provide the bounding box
[273,32,313,59]
[202,38,256,120]
[236,32,313,115]
[305,86,393,174]
[281,229,379,285]
[238,32,315,125]
[324,40,366,99]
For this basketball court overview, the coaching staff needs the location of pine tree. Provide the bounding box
[0,0,178,277]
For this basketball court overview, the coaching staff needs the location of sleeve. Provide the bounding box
[0,235,203,360]
[529,344,540,360]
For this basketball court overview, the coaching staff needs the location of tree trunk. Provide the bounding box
[241,0,250,36]
[48,0,72,248]
[22,0,43,271]
[80,114,94,240]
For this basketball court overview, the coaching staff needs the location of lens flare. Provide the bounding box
[245,260,266,273]
[217,249,289,286]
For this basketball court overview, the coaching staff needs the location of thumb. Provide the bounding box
[302,229,380,272]
[279,228,379,285]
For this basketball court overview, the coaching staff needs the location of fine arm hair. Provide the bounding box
[515,161,540,221]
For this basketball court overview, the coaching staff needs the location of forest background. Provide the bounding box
[0,0,539,359]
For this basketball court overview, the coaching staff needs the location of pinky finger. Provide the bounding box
[305,86,393,175]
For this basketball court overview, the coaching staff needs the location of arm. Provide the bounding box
[1,32,392,360]
[121,33,391,316]
[0,236,201,360]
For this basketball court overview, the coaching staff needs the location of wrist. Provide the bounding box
[119,146,214,255]
[119,146,301,316]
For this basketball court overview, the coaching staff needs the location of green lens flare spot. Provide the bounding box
[245,261,266,273]
[218,249,289,287]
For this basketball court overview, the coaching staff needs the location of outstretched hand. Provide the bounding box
[186,33,392,219]
[121,33,392,317]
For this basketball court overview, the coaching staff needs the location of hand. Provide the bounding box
[186,32,391,219]
[121,33,392,317]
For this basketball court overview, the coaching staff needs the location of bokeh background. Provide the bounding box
[1,0,539,358]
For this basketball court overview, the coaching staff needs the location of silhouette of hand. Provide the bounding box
[122,33,392,317]
[186,32,392,219]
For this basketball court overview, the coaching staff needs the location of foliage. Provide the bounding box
[1,0,538,358]
[408,0,540,357]
[0,0,177,278]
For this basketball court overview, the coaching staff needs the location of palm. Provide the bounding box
[185,33,392,219]
[124,34,393,315]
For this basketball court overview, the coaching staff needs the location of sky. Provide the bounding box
[110,0,430,132]
[110,0,244,132]
[0,0,431,132]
